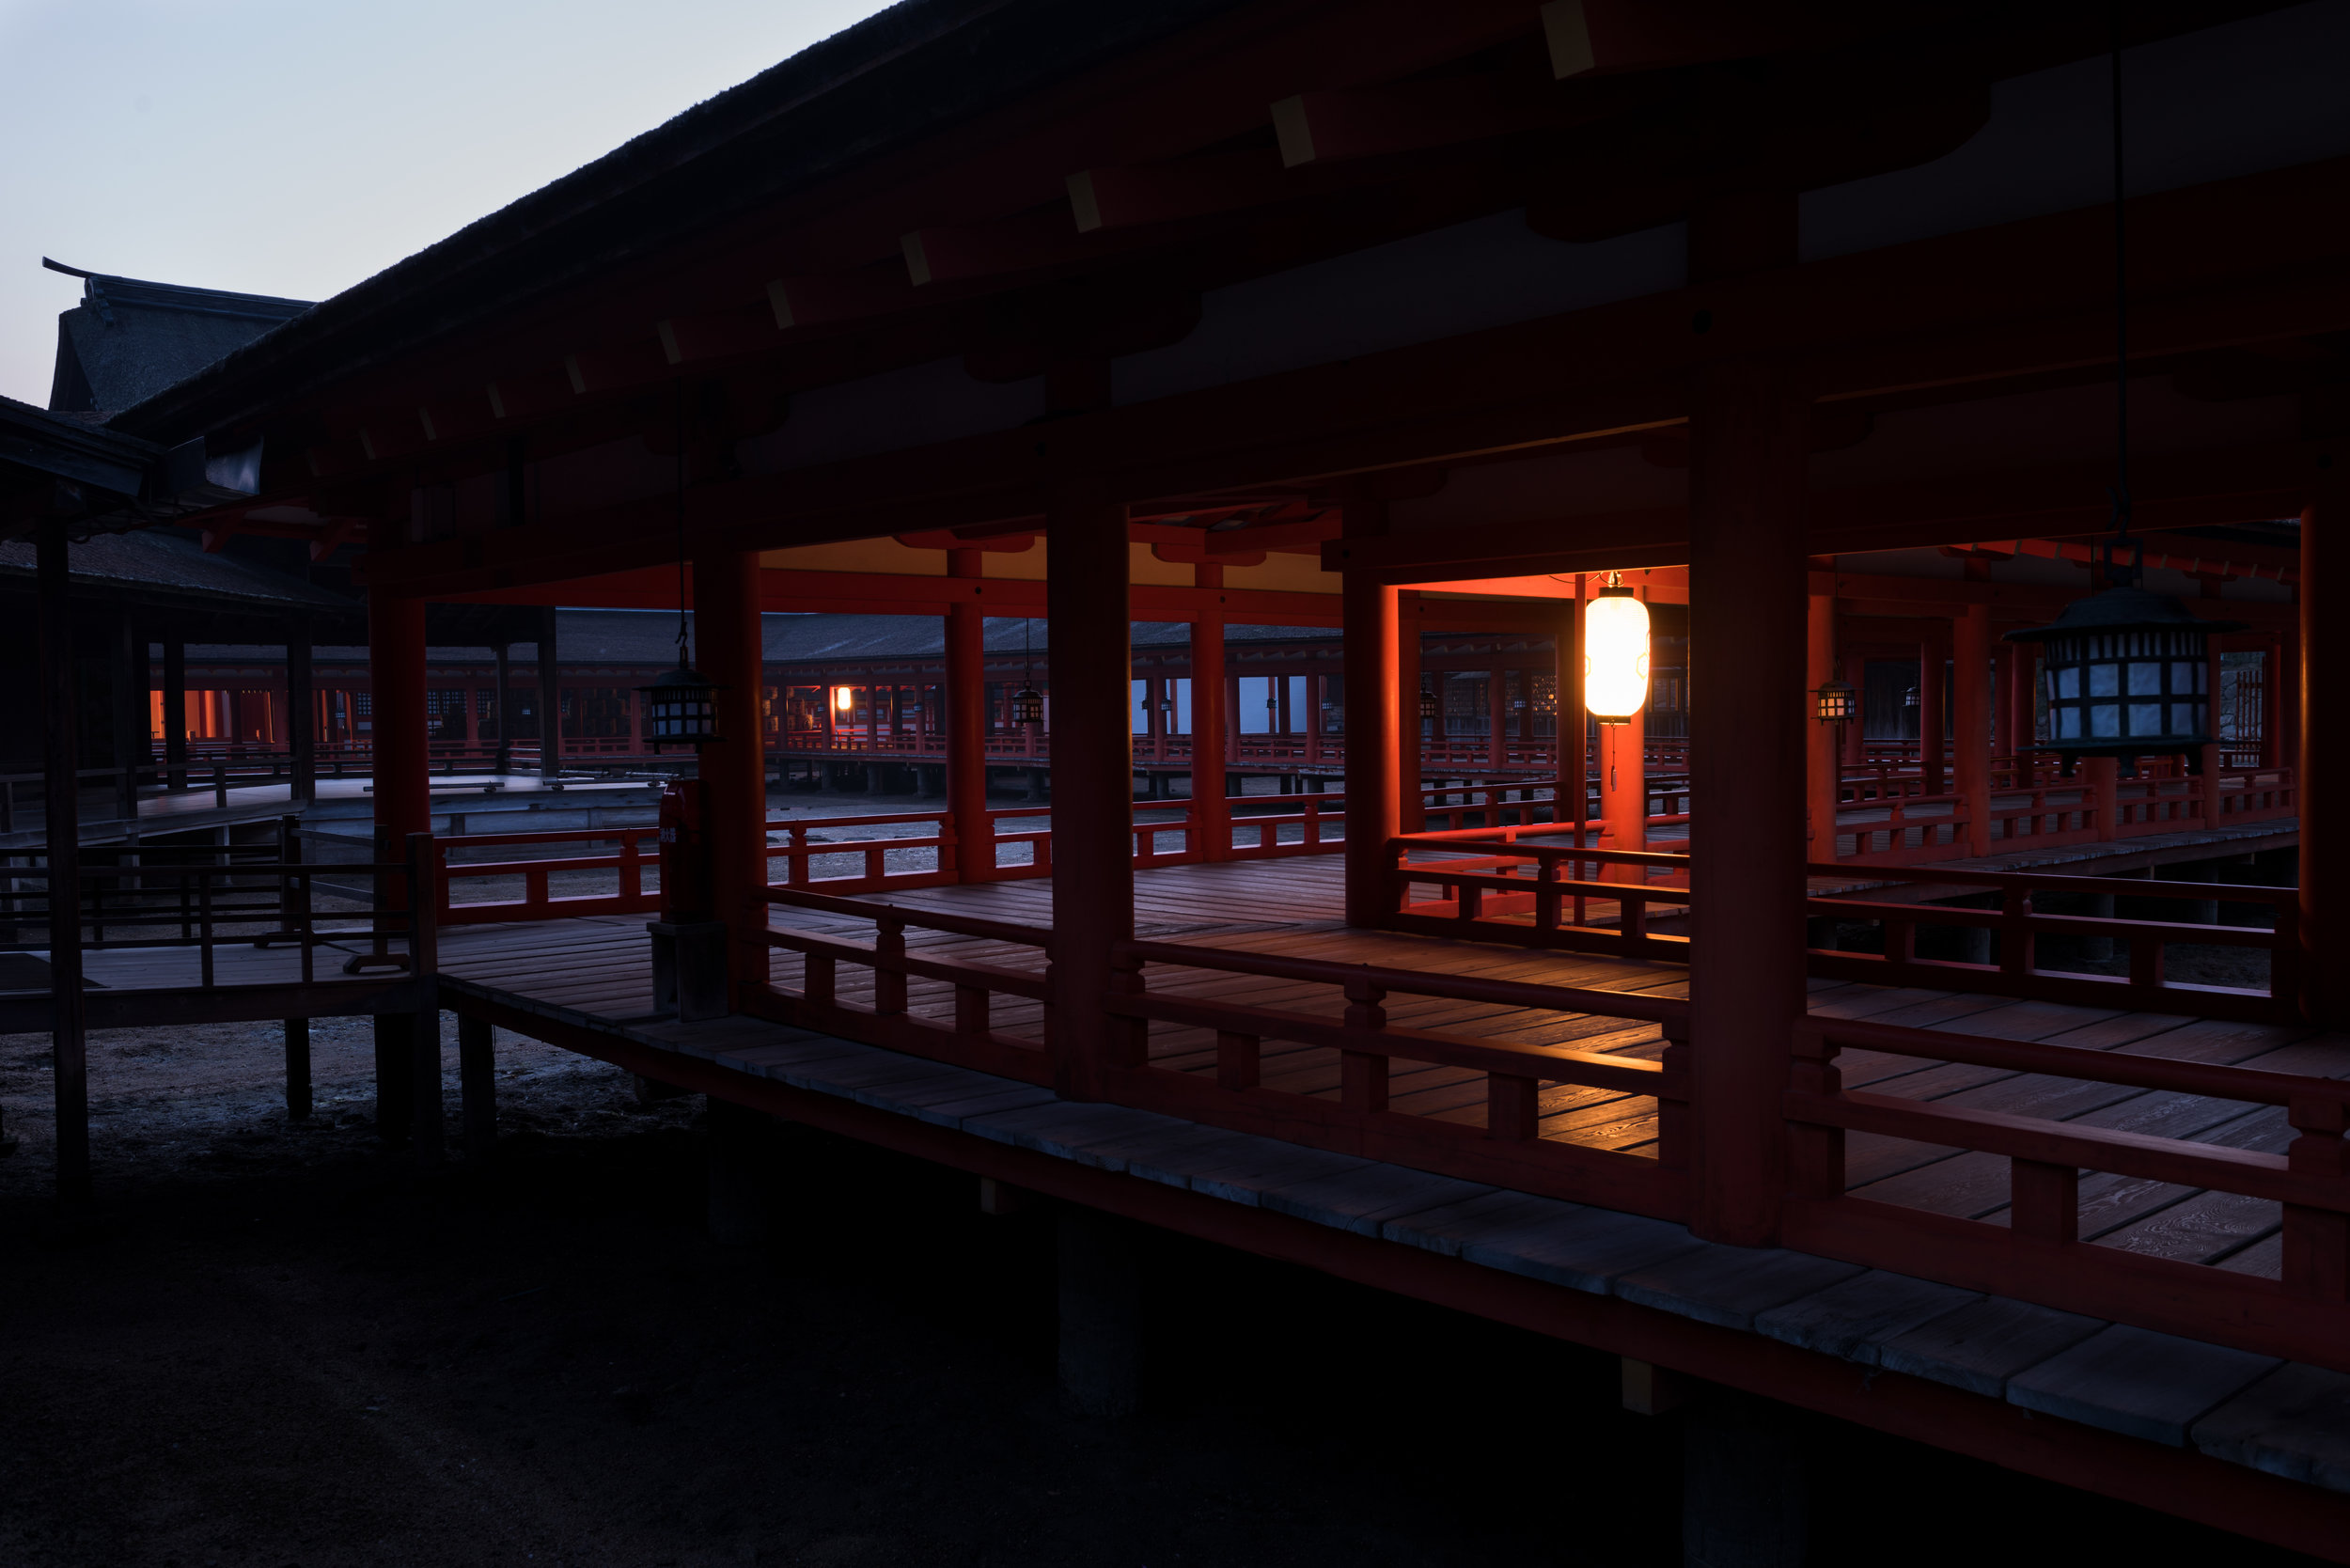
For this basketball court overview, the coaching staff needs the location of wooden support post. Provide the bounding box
[1551,594,1589,832]
[284,1018,311,1121]
[163,638,187,791]
[946,548,992,881]
[1685,194,1807,1247]
[2008,638,2039,760]
[2304,476,2349,1024]
[1399,591,1426,833]
[406,832,443,1167]
[110,608,140,822]
[1954,603,1992,855]
[1058,1205,1142,1418]
[692,545,769,1012]
[458,1011,495,1163]
[286,613,316,805]
[374,1011,413,1146]
[492,643,513,774]
[1341,499,1401,929]
[536,605,562,778]
[1919,630,1947,793]
[1192,565,1230,861]
[1840,651,1867,767]
[1486,661,1507,772]
[1045,487,1136,1100]
[1806,585,1838,862]
[38,523,89,1203]
[2264,632,2286,771]
[368,587,431,843]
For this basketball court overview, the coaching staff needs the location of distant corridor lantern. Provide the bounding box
[1582,572,1650,727]
[638,663,722,751]
[1418,677,1439,724]
[834,684,854,713]
[2003,585,2243,773]
[1010,683,1045,727]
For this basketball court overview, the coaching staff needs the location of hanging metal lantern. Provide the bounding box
[1813,678,1858,726]
[1530,672,1558,717]
[2003,586,2243,772]
[1010,683,1044,726]
[1418,679,1439,723]
[1584,574,1650,727]
[637,662,723,750]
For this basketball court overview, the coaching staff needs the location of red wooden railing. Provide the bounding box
[1781,1014,2350,1372]
[1380,823,2297,1019]
[1805,860,2299,1022]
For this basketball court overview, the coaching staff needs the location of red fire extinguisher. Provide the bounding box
[657,779,713,922]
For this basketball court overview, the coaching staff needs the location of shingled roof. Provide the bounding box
[44,260,312,416]
[0,525,352,613]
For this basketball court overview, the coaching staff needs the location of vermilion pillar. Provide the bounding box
[1192,564,1230,860]
[1342,501,1402,929]
[1398,591,1426,833]
[946,548,991,881]
[1686,353,1810,1249]
[1047,491,1136,1099]
[691,546,769,1009]
[1954,603,1992,856]
[1840,650,1866,768]
[1918,632,1946,793]
[368,587,431,843]
[1486,662,1508,771]
[1559,593,1585,837]
[2303,480,2347,1024]
[1806,584,1838,864]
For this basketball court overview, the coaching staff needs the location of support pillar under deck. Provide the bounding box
[39,522,88,1202]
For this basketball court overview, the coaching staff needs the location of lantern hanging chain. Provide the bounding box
[2107,8,2134,584]
[674,379,690,666]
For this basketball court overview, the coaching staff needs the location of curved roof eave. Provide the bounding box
[110,0,1243,447]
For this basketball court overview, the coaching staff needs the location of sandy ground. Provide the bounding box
[0,1010,2323,1568]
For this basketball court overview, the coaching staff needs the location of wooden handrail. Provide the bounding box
[1116,936,1689,1023]
[756,885,1051,948]
[1802,1014,2342,1107]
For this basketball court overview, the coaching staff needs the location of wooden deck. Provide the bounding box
[424,855,2350,1285]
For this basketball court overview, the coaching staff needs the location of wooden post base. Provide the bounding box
[649,919,730,1021]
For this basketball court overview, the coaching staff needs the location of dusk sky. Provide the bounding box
[0,0,891,406]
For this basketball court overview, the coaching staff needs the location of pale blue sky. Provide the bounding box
[0,0,893,405]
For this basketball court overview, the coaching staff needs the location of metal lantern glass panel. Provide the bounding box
[1583,588,1650,725]
[2003,586,2243,768]
[1814,678,1857,725]
[1010,684,1044,726]
[638,664,723,749]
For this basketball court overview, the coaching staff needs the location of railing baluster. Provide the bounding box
[2283,1093,2350,1304]
[1486,1073,1539,1140]
[954,982,989,1040]
[873,916,907,1014]
[2011,1158,2080,1244]
[1215,1028,1261,1091]
[806,951,836,1009]
[1340,978,1388,1113]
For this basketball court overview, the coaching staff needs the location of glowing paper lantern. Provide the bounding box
[1583,581,1650,726]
